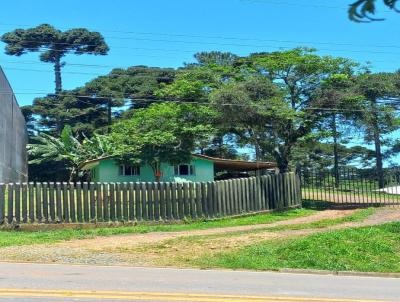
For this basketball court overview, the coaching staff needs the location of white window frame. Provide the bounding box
[174,164,195,176]
[119,164,140,176]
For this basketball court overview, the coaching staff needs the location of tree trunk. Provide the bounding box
[373,121,384,189]
[274,146,290,173]
[54,56,62,94]
[69,166,77,183]
[370,100,384,189]
[332,114,340,188]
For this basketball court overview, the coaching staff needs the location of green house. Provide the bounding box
[81,154,276,183]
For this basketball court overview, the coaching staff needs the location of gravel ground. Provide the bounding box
[0,208,399,267]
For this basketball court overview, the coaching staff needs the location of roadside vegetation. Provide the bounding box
[197,221,400,273]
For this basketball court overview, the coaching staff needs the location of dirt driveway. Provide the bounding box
[1,208,399,267]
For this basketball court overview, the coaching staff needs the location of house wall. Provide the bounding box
[0,67,28,183]
[92,158,214,182]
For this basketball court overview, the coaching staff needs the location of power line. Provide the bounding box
[0,90,395,114]
[0,67,177,78]
[5,37,400,56]
[2,20,400,50]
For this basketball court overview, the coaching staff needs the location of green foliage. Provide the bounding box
[197,221,400,272]
[111,102,216,180]
[84,66,176,108]
[349,0,400,22]
[28,126,113,181]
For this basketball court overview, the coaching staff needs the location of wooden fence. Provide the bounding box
[0,173,301,225]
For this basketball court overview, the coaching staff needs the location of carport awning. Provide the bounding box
[193,154,276,171]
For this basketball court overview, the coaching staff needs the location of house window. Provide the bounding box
[174,164,195,176]
[119,165,140,176]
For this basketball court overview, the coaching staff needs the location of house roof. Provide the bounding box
[80,154,276,171]
[192,154,276,171]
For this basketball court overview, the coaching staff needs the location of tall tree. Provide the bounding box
[1,24,109,93]
[236,48,357,172]
[354,72,400,188]
[314,74,362,186]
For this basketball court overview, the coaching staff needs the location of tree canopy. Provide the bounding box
[1,24,109,92]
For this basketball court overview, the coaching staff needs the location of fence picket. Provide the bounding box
[62,182,69,223]
[102,183,109,222]
[42,183,48,223]
[115,183,122,221]
[96,183,103,222]
[76,183,83,223]
[48,183,55,223]
[55,183,62,223]
[134,182,141,221]
[159,182,166,220]
[154,182,160,221]
[15,183,21,224]
[89,183,95,222]
[128,182,135,221]
[171,182,178,219]
[165,183,172,220]
[36,183,42,223]
[83,182,89,222]
[69,183,75,222]
[123,183,129,220]
[206,182,213,218]
[195,183,202,218]
[109,183,116,221]
[7,184,14,224]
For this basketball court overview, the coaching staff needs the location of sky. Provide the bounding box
[0,0,400,108]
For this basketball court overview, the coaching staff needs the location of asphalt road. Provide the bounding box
[0,262,399,301]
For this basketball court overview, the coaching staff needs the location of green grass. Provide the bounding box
[197,222,400,273]
[267,207,376,231]
[0,208,315,248]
